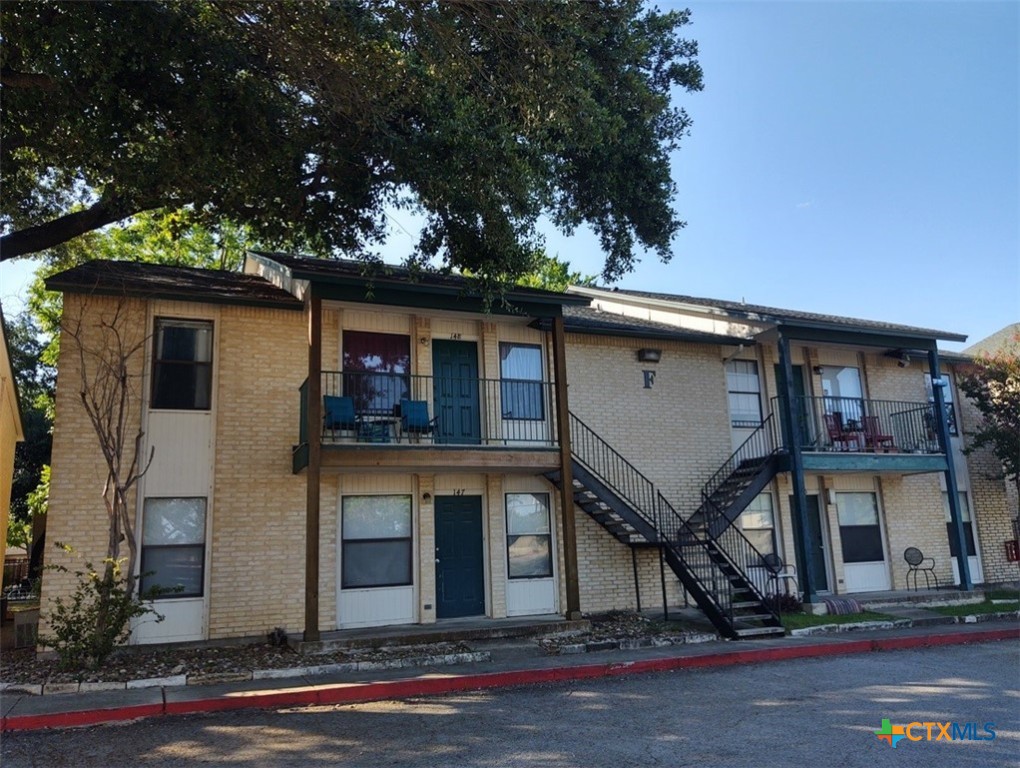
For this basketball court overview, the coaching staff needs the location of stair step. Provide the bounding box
[733,613,775,621]
[731,601,761,609]
[734,626,786,638]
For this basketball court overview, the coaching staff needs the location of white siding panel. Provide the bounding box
[133,598,205,643]
[507,579,556,616]
[143,412,213,497]
[339,587,414,628]
[843,562,890,592]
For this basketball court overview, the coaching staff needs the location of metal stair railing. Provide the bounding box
[568,411,780,633]
[699,496,782,618]
[569,413,658,531]
[655,492,735,620]
[700,414,781,510]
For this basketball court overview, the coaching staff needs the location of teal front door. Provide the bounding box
[790,494,829,592]
[432,340,481,444]
[775,364,813,447]
[435,496,486,618]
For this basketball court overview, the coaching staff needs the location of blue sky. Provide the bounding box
[2,1,1016,351]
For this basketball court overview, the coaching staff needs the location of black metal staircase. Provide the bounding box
[546,413,785,640]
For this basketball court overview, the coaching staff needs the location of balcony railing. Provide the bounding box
[300,370,558,447]
[771,395,943,454]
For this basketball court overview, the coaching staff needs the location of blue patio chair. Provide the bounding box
[324,395,359,440]
[400,399,437,442]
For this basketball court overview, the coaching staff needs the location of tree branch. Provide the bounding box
[0,197,165,260]
[0,68,58,90]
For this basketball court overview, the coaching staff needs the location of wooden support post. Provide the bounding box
[551,315,581,619]
[928,349,972,590]
[304,289,322,642]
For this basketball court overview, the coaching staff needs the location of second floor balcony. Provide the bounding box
[294,370,561,473]
[771,395,949,473]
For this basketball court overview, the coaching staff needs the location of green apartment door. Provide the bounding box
[434,496,486,618]
[432,340,481,444]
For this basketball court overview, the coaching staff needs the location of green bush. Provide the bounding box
[42,557,164,672]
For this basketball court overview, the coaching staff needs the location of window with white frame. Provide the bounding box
[500,343,544,420]
[151,319,213,410]
[140,498,207,598]
[341,496,413,588]
[726,360,762,427]
[506,493,553,578]
[739,493,775,555]
[835,492,884,563]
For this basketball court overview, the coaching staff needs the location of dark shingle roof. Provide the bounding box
[587,287,967,342]
[963,323,1020,356]
[45,261,303,310]
[255,252,590,307]
[561,306,748,345]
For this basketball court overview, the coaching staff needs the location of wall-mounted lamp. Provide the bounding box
[897,353,910,368]
[419,336,429,346]
[826,488,837,506]
[637,348,662,363]
[422,492,432,502]
[812,365,824,375]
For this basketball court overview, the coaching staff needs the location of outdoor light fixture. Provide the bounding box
[898,353,911,368]
[422,492,432,502]
[637,348,662,363]
[813,365,824,375]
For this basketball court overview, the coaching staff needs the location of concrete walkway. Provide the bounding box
[1,620,1016,732]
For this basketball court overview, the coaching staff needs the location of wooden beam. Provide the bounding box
[318,446,560,473]
[552,315,581,619]
[304,289,322,642]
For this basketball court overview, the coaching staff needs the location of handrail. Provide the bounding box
[770,395,943,454]
[568,410,780,629]
[569,412,659,532]
[700,414,780,509]
[697,495,781,620]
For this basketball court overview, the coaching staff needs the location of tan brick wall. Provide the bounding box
[566,334,732,511]
[954,365,1018,583]
[576,510,682,612]
[565,334,724,610]
[208,304,328,639]
[40,295,150,636]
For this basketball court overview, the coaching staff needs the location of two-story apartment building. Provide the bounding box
[38,256,1016,646]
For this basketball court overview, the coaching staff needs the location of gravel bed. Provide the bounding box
[537,611,710,654]
[1,640,476,685]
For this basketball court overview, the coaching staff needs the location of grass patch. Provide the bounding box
[985,589,1020,602]
[930,600,1019,617]
[781,610,894,630]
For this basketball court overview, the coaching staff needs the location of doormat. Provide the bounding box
[824,597,863,615]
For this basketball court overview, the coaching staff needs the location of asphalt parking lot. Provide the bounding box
[2,640,1017,767]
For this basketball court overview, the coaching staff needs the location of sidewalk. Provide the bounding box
[2,619,1016,732]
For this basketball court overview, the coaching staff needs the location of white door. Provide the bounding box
[944,492,984,586]
[835,492,891,593]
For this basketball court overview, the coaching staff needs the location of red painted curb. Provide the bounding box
[3,627,1016,732]
[0,703,164,732]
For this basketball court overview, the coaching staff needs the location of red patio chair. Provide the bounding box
[863,415,895,452]
[823,413,850,451]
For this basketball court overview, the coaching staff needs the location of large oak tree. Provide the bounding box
[1,1,702,281]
